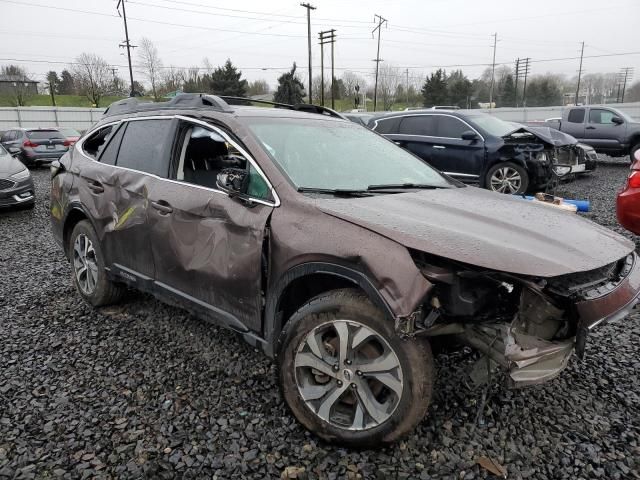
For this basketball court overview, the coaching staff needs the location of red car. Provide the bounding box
[56,127,81,146]
[617,149,640,234]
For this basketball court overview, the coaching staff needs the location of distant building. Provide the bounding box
[0,74,39,95]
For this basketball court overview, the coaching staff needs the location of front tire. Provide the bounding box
[486,162,529,194]
[69,220,125,307]
[277,289,434,447]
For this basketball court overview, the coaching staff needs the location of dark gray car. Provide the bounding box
[0,128,69,167]
[0,144,35,209]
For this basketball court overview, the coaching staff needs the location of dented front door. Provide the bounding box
[144,178,273,332]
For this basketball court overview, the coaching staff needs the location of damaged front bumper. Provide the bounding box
[456,253,640,387]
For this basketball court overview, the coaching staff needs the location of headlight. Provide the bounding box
[10,168,30,180]
[554,166,571,177]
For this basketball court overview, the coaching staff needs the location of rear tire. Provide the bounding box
[485,162,529,194]
[277,288,434,447]
[69,220,125,307]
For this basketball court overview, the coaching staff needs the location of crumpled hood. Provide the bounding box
[0,153,26,177]
[505,126,577,147]
[316,187,634,278]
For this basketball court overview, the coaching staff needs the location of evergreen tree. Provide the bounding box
[421,69,448,106]
[46,71,61,94]
[207,59,248,96]
[500,74,516,107]
[58,70,75,95]
[447,70,472,108]
[274,63,305,104]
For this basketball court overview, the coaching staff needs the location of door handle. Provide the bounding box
[586,126,596,130]
[433,145,446,149]
[87,181,104,194]
[151,200,173,214]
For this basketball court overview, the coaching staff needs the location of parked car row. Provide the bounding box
[0,127,81,167]
[0,143,35,209]
[49,94,640,447]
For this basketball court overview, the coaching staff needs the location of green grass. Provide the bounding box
[0,94,154,108]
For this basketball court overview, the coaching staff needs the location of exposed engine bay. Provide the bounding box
[407,251,637,388]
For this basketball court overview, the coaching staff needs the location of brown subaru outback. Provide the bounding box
[51,94,640,447]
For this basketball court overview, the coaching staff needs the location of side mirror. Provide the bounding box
[461,130,479,141]
[8,147,20,157]
[216,168,248,196]
[611,116,624,125]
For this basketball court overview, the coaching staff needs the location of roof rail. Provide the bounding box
[103,93,233,117]
[219,96,347,119]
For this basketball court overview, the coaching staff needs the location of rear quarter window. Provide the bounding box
[371,117,400,134]
[399,115,436,136]
[568,109,585,123]
[116,119,173,177]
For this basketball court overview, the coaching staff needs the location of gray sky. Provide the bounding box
[2,0,639,88]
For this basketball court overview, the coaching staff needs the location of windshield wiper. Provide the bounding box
[366,183,451,190]
[297,187,373,197]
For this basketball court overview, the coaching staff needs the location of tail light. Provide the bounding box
[626,155,640,188]
[23,140,39,148]
[63,140,73,146]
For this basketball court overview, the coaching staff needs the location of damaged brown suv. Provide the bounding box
[51,94,640,447]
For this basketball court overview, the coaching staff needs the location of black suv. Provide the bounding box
[368,110,577,194]
[51,94,640,447]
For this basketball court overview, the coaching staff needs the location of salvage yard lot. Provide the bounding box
[1,165,639,479]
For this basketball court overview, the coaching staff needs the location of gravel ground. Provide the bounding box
[1,163,639,480]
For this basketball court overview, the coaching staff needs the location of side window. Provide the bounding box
[435,116,468,138]
[567,109,585,123]
[0,131,10,142]
[173,123,272,201]
[373,117,399,134]
[117,119,173,177]
[399,116,436,136]
[589,109,617,125]
[97,124,126,166]
[83,125,115,159]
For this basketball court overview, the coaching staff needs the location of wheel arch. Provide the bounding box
[62,204,96,257]
[263,262,394,358]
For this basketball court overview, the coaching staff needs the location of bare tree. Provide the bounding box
[1,65,35,106]
[162,66,185,94]
[70,53,111,107]
[248,79,270,96]
[378,64,401,110]
[138,38,163,101]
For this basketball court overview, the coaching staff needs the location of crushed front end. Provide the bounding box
[410,252,640,387]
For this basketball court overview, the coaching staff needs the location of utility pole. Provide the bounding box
[405,68,409,106]
[488,33,498,109]
[300,3,316,103]
[617,67,634,103]
[575,41,585,106]
[521,57,531,107]
[318,30,336,107]
[514,58,520,108]
[371,14,387,112]
[117,0,136,97]
[47,80,56,107]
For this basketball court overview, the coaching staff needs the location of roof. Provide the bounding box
[369,109,481,121]
[103,94,346,121]
[0,74,38,83]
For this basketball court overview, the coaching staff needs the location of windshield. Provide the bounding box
[465,114,516,137]
[246,118,453,191]
[0,144,7,156]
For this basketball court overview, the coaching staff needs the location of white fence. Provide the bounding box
[0,107,105,131]
[1,102,639,131]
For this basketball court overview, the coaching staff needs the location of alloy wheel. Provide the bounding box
[490,167,522,194]
[73,233,98,295]
[294,320,403,431]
